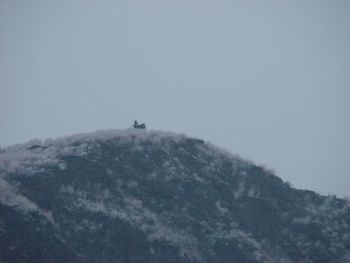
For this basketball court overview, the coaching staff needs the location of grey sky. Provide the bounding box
[1,0,349,197]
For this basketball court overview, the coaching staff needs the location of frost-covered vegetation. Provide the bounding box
[1,129,349,262]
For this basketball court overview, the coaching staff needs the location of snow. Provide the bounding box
[210,221,272,262]
[0,178,54,224]
[215,200,229,214]
[0,129,207,175]
[233,182,245,200]
[1,128,348,262]
[61,185,204,262]
[248,187,260,198]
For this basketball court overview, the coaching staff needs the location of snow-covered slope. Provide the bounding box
[0,129,349,263]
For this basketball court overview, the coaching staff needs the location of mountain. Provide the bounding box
[0,129,349,263]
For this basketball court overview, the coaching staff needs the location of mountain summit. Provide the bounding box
[0,129,349,262]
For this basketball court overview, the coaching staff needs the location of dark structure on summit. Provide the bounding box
[134,120,146,129]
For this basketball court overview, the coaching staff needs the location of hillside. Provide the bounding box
[0,129,349,263]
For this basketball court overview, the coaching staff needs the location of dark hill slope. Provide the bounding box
[0,129,349,263]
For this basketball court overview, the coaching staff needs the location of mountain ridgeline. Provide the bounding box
[0,129,349,262]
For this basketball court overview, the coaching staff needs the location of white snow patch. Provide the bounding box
[233,182,245,200]
[0,145,60,174]
[62,186,204,262]
[58,162,66,170]
[0,129,208,176]
[126,180,138,188]
[248,187,260,198]
[292,216,312,224]
[211,223,270,262]
[0,178,54,224]
[192,173,204,183]
[216,201,229,214]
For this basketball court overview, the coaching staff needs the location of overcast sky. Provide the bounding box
[1,0,349,197]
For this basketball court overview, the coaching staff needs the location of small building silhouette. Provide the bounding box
[133,120,146,129]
